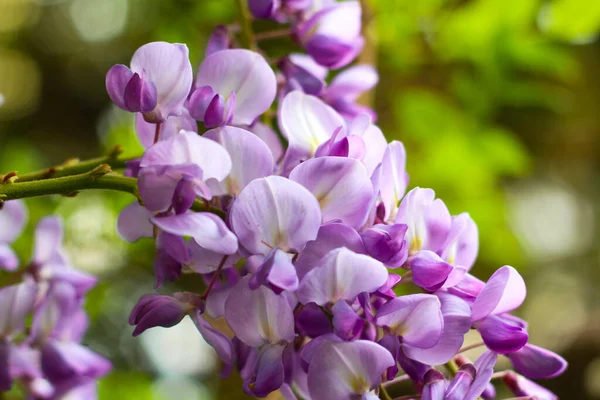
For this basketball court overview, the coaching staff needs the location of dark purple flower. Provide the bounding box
[129,292,202,336]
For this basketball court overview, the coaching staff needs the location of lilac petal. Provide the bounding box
[290,157,372,227]
[307,340,394,400]
[296,303,333,338]
[249,122,284,161]
[172,177,197,214]
[130,42,193,122]
[441,213,479,270]
[360,224,408,268]
[140,131,232,182]
[206,25,230,56]
[204,126,275,196]
[203,92,227,128]
[465,351,497,400]
[0,200,27,243]
[377,334,400,380]
[297,247,388,306]
[230,176,321,255]
[196,49,276,125]
[506,343,567,379]
[186,240,236,274]
[123,72,158,113]
[30,283,78,342]
[33,216,64,265]
[332,300,364,341]
[244,345,285,397]
[305,35,364,69]
[411,250,454,291]
[347,114,387,175]
[225,276,295,347]
[294,222,365,279]
[0,340,10,391]
[279,91,345,158]
[135,109,197,149]
[503,371,558,400]
[448,273,485,301]
[288,54,328,80]
[445,364,475,400]
[249,248,298,291]
[471,265,526,321]
[282,57,326,96]
[325,65,378,102]
[375,294,443,349]
[477,315,528,354]
[191,311,235,376]
[421,369,445,400]
[105,64,133,109]
[137,167,182,211]
[380,141,408,221]
[403,292,471,365]
[152,212,237,254]
[248,0,278,18]
[0,282,36,338]
[41,340,111,382]
[188,85,217,121]
[129,294,188,336]
[43,266,97,298]
[0,244,18,271]
[117,202,153,242]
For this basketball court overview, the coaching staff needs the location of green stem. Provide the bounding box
[235,0,256,50]
[444,360,459,377]
[0,166,225,218]
[379,384,393,400]
[6,146,140,183]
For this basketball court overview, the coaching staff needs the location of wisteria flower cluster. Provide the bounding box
[0,0,568,399]
[0,201,110,398]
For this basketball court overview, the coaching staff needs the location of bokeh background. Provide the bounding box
[0,0,599,398]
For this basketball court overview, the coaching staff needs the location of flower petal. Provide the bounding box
[230,176,321,255]
[0,200,27,243]
[204,126,275,196]
[290,157,373,227]
[225,276,295,347]
[151,212,238,254]
[375,294,443,349]
[506,344,567,379]
[307,340,394,400]
[297,247,388,306]
[196,49,276,125]
[279,91,344,158]
[471,265,526,321]
[117,202,154,242]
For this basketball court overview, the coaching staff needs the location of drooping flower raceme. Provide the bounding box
[0,205,110,398]
[85,1,573,398]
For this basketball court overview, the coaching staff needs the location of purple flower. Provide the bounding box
[191,49,276,127]
[205,25,231,56]
[137,131,232,211]
[106,42,193,122]
[297,247,388,306]
[360,223,408,267]
[0,200,27,271]
[0,282,37,339]
[297,1,364,69]
[306,339,394,400]
[230,176,321,290]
